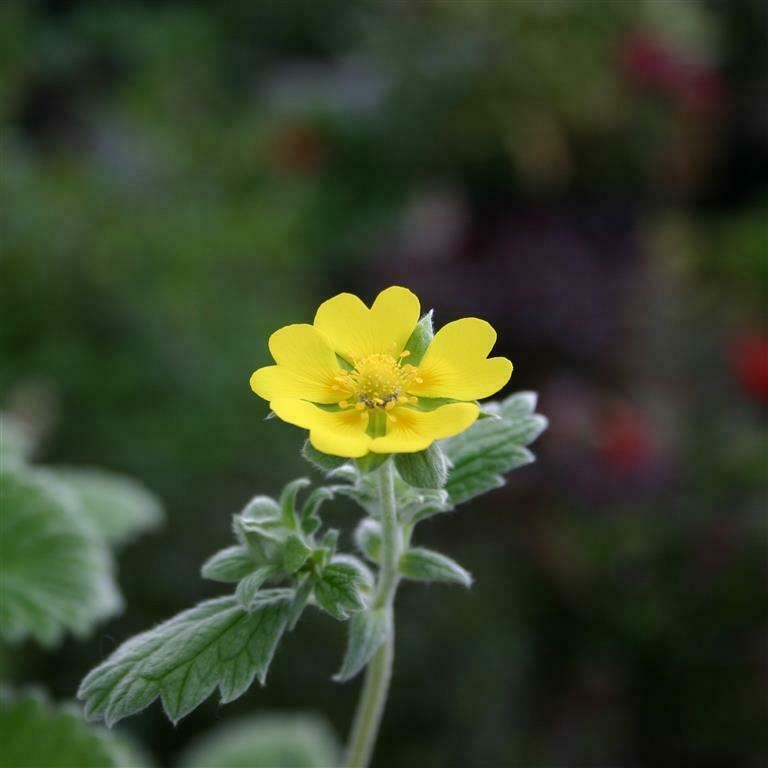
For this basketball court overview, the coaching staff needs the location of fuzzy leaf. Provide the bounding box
[178,714,339,768]
[0,469,121,647]
[0,689,144,768]
[282,535,313,573]
[78,595,292,726]
[47,467,163,546]
[333,608,390,682]
[235,570,280,610]
[287,577,313,631]
[399,548,472,587]
[395,444,448,489]
[354,518,382,563]
[314,556,372,620]
[201,546,256,583]
[442,391,547,504]
[279,478,310,529]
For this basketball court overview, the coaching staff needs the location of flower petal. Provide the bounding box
[271,399,372,458]
[409,318,512,401]
[251,324,343,404]
[369,402,479,454]
[314,286,420,362]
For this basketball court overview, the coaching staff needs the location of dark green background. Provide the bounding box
[2,1,766,766]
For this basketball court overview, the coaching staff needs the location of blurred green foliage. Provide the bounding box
[1,1,766,767]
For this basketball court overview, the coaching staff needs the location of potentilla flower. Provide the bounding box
[250,287,512,457]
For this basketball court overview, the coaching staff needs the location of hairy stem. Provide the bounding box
[343,459,400,768]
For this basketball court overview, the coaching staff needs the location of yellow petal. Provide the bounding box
[370,402,479,454]
[314,286,420,362]
[251,324,342,404]
[409,318,512,401]
[271,399,372,458]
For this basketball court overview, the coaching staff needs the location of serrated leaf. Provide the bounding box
[47,467,163,547]
[404,311,434,365]
[178,713,339,768]
[201,546,256,583]
[78,595,292,726]
[399,548,472,587]
[235,569,279,610]
[354,518,382,563]
[0,469,121,647]
[0,413,34,468]
[301,441,348,472]
[395,444,448,489]
[314,556,372,620]
[0,689,144,768]
[333,608,390,682]
[442,391,547,504]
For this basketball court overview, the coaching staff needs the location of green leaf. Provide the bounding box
[395,444,448,489]
[442,390,547,504]
[78,595,292,726]
[314,556,372,620]
[0,689,145,768]
[235,569,279,610]
[404,311,434,365]
[282,534,312,573]
[47,467,163,547]
[178,714,339,768]
[287,576,313,631]
[241,495,282,524]
[399,548,472,587]
[0,413,33,468]
[354,518,382,563]
[301,440,348,472]
[279,478,310,529]
[201,546,255,583]
[333,608,390,682]
[0,469,121,647]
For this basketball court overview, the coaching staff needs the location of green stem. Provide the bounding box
[343,459,400,768]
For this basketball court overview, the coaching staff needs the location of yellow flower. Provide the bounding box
[250,287,512,458]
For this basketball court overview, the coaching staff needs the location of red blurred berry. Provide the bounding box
[731,332,768,402]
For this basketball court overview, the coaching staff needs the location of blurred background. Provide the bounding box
[1,0,766,766]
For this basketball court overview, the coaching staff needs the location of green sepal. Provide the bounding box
[355,453,389,474]
[403,311,434,365]
[201,546,255,583]
[394,444,448,489]
[354,518,382,563]
[333,608,390,682]
[301,441,348,472]
[399,547,472,587]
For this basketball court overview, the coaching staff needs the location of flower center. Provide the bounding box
[333,352,421,411]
